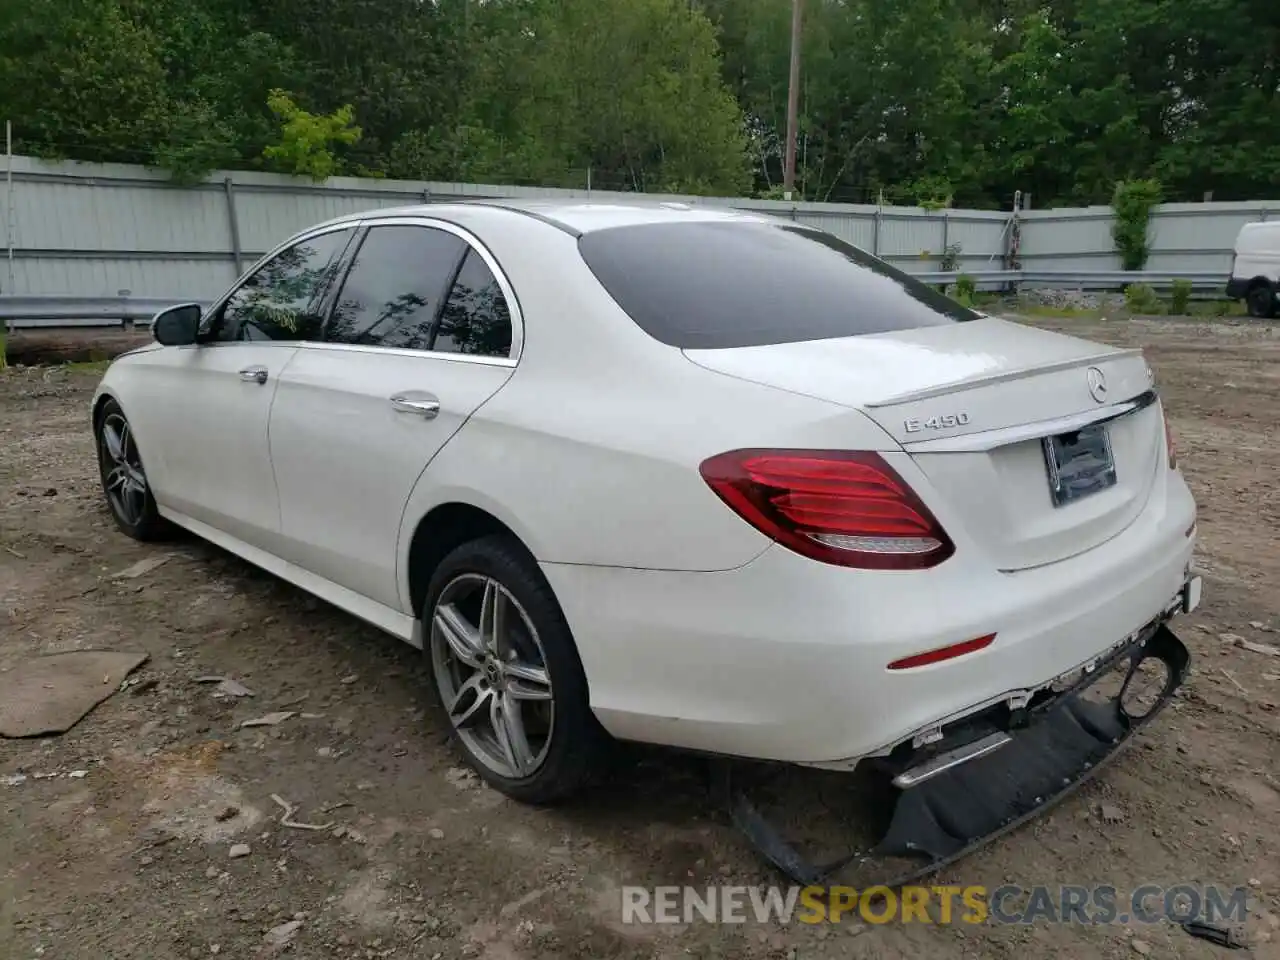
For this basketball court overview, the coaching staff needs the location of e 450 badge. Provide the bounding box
[904,412,971,433]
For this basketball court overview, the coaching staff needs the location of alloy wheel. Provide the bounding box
[430,573,555,779]
[100,412,149,526]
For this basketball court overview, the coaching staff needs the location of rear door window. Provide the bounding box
[578,221,977,349]
[325,225,467,349]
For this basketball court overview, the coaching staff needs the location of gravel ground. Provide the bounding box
[2,314,1279,960]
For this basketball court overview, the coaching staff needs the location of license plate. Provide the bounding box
[1043,422,1117,507]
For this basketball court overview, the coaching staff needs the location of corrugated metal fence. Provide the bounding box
[0,155,1274,304]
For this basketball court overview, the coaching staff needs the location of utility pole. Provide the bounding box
[783,0,803,201]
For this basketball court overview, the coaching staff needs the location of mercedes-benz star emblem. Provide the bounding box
[1086,366,1108,403]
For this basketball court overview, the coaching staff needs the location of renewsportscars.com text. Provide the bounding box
[621,884,1249,926]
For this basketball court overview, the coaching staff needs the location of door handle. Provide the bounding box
[390,393,441,419]
[239,365,268,385]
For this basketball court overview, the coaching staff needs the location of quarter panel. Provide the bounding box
[395,208,900,586]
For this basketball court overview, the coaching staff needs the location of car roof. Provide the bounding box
[313,198,775,238]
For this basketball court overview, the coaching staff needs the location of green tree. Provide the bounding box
[261,90,362,180]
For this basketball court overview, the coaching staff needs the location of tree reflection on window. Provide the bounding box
[324,225,463,349]
[217,231,350,342]
[434,251,512,358]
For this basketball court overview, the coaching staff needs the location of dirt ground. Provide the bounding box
[2,315,1280,960]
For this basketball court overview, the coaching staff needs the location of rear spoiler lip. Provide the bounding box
[862,347,1145,408]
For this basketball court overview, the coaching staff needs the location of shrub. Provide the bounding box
[955,273,976,306]
[1111,180,1162,271]
[1169,279,1193,315]
[1124,283,1163,315]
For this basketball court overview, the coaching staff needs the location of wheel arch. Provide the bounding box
[91,388,119,429]
[402,499,542,620]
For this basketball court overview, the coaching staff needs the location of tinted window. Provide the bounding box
[578,221,978,349]
[433,250,513,358]
[212,229,353,342]
[325,225,467,349]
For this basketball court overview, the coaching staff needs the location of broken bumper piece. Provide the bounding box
[718,623,1191,886]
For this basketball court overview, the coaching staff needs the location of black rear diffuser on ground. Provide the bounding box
[716,624,1191,887]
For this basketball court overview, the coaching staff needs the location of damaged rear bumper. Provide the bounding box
[719,615,1192,886]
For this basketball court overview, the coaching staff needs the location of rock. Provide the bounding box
[1131,940,1151,956]
[263,920,302,948]
[229,844,251,859]
[1250,878,1262,888]
[213,678,254,698]
[2,774,27,787]
[1099,803,1126,824]
[339,674,359,685]
[68,770,88,779]
[316,747,333,758]
[210,946,220,955]
[445,767,479,791]
[428,828,445,840]
[238,712,295,729]
[139,855,155,866]
[206,866,220,879]
[1221,633,1245,644]
[215,806,239,822]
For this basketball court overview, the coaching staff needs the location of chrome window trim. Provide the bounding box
[902,389,1159,453]
[293,340,516,368]
[198,215,524,366]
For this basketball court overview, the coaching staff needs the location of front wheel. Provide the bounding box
[95,398,168,541]
[1247,281,1277,319]
[422,535,607,803]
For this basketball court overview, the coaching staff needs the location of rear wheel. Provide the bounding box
[1247,281,1277,319]
[95,398,168,540]
[422,535,606,803]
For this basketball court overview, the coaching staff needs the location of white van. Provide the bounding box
[1227,221,1280,317]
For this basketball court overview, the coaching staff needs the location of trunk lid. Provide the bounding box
[684,316,1164,571]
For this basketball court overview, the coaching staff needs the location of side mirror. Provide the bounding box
[152,303,203,346]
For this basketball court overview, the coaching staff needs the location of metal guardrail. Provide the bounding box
[0,295,203,329]
[0,271,1232,330]
[911,270,1227,291]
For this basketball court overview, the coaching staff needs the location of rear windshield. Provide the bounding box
[578,220,977,349]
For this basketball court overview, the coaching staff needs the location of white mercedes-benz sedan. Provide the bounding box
[92,200,1200,805]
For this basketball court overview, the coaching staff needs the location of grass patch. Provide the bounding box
[1187,299,1247,317]
[63,358,111,374]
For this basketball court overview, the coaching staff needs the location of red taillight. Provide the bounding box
[699,449,955,570]
[887,634,996,670]
[1164,415,1177,470]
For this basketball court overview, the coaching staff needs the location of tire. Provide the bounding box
[94,398,169,541]
[421,535,607,803]
[1247,281,1277,319]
